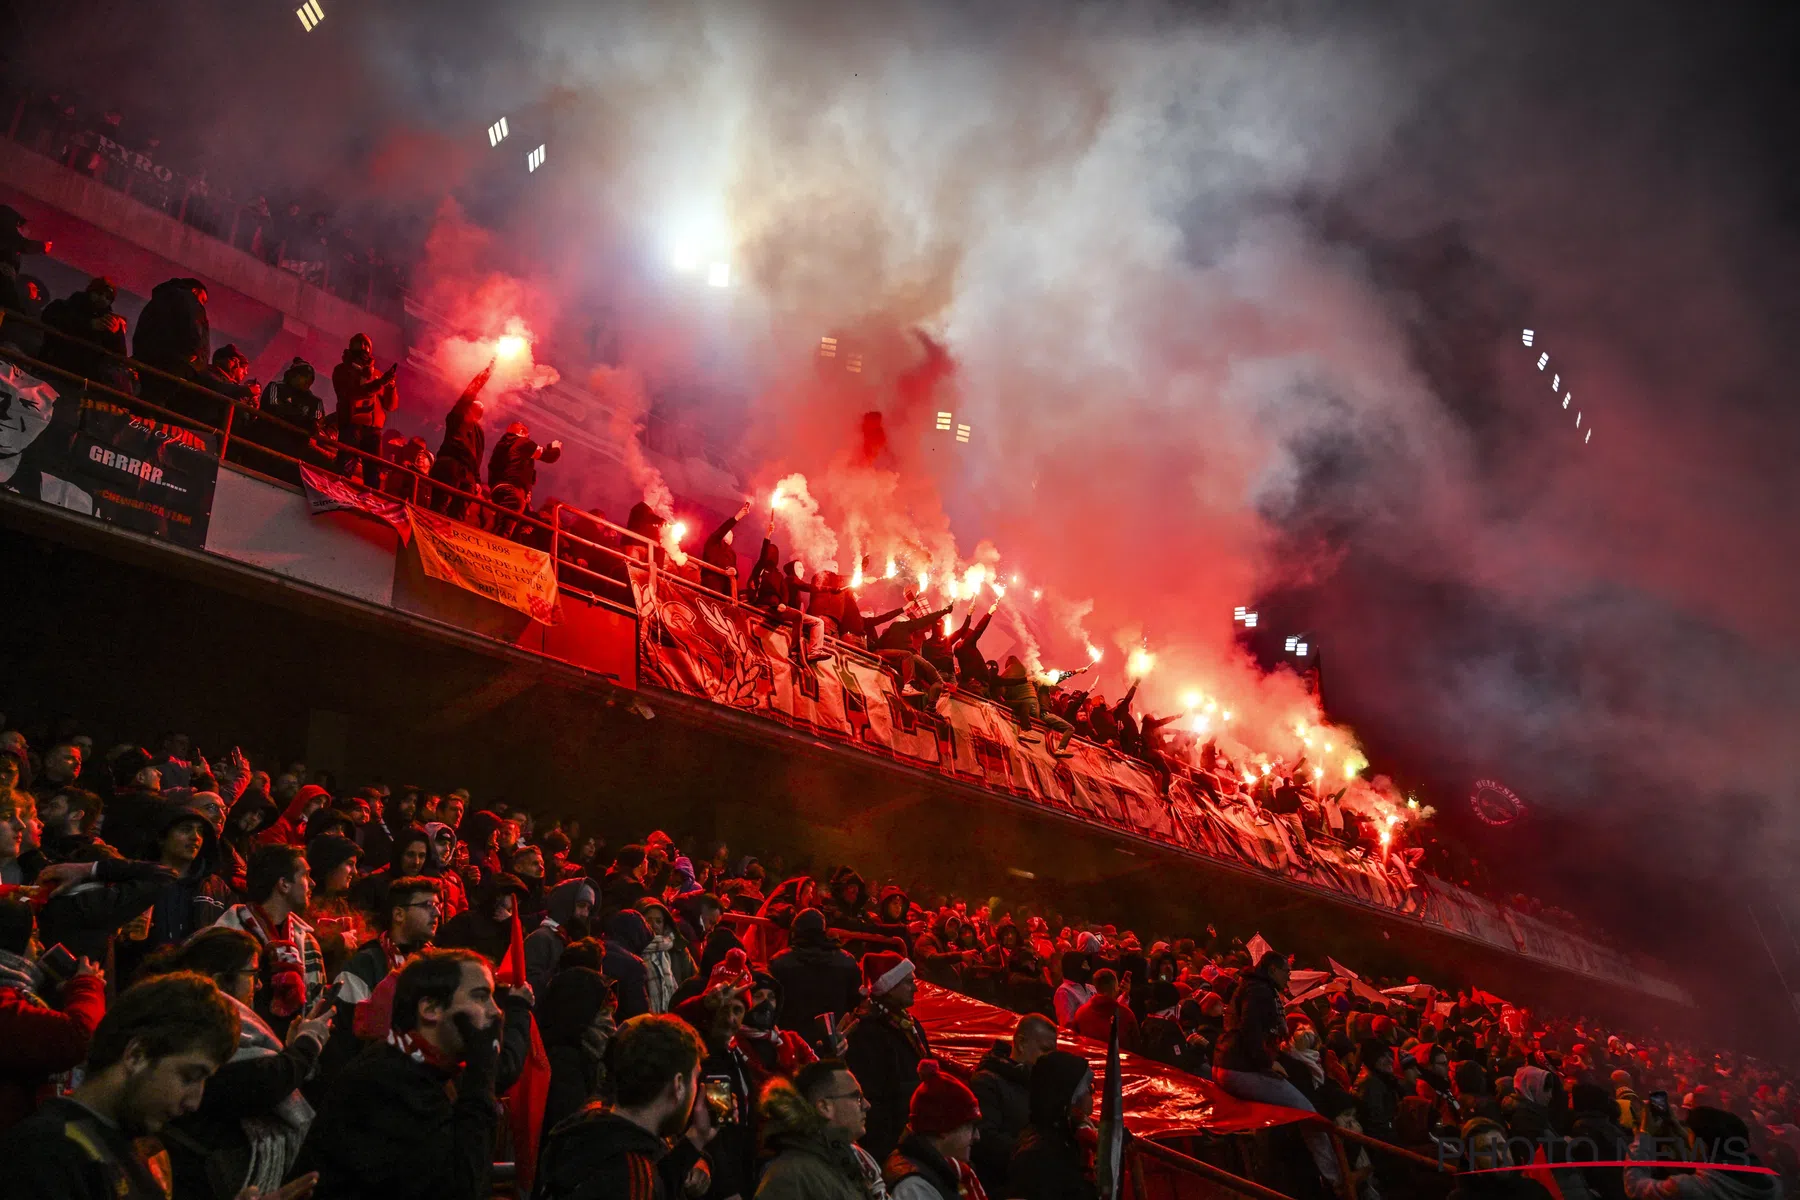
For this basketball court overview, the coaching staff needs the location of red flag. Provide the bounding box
[496,915,552,1194]
[1526,1143,1567,1200]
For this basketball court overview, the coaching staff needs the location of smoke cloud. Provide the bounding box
[25,0,1800,937]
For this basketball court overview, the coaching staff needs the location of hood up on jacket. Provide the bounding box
[605,908,652,956]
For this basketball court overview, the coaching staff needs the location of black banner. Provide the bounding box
[0,362,220,547]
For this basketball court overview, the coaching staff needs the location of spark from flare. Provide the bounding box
[1127,647,1155,678]
[495,334,527,359]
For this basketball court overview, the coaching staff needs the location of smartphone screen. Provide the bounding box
[703,1076,735,1123]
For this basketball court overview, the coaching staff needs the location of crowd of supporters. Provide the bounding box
[4,85,412,316]
[0,715,1793,1200]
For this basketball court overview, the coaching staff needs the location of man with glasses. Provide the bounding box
[755,1058,888,1199]
[334,876,441,1008]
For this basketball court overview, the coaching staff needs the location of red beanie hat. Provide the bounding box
[862,951,915,998]
[708,948,753,996]
[908,1059,981,1136]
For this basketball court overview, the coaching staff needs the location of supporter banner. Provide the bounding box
[409,505,559,623]
[623,568,1682,999]
[0,366,219,548]
[299,463,411,538]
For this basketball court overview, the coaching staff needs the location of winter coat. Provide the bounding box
[770,928,865,1039]
[754,1077,874,1200]
[132,278,209,375]
[602,909,654,1020]
[971,1048,1033,1193]
[843,999,933,1164]
[0,956,105,1132]
[1215,960,1284,1073]
[488,429,554,493]
[291,1039,497,1200]
[534,1107,703,1200]
[525,879,594,997]
[884,1131,970,1200]
[40,290,128,382]
[1622,1133,1781,1200]
[330,357,396,430]
[1569,1112,1633,1200]
[1007,1127,1097,1200]
[435,390,485,473]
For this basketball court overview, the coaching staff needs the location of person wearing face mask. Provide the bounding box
[331,333,398,488]
[737,969,819,1092]
[0,973,245,1200]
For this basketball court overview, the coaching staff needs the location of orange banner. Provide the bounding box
[408,505,559,623]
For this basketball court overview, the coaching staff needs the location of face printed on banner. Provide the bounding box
[0,367,56,483]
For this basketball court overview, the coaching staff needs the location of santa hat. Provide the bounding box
[862,951,915,998]
[908,1059,981,1136]
[707,948,753,996]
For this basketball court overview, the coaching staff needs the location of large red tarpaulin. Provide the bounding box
[910,983,1304,1139]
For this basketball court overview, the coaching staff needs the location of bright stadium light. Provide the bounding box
[1537,352,1549,370]
[1296,642,1309,656]
[846,354,863,374]
[487,117,509,147]
[818,336,838,358]
[1585,428,1592,444]
[1244,612,1259,628]
[956,423,971,443]
[936,411,953,431]
[527,145,546,173]
[297,0,324,30]
[1284,636,1298,652]
[1234,606,1247,620]
[706,261,731,288]
[1521,329,1535,347]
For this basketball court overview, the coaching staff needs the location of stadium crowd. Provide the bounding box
[0,716,1792,1200]
[4,85,412,316]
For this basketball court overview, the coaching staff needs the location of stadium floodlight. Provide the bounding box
[936,411,952,431]
[1537,352,1549,370]
[846,354,863,374]
[297,0,324,30]
[1296,642,1309,656]
[1550,374,1559,392]
[1284,636,1298,652]
[1522,329,1535,347]
[706,261,730,288]
[1244,612,1259,628]
[819,336,837,358]
[956,424,971,443]
[527,145,546,173]
[1233,606,1247,620]
[1574,411,1581,427]
[1585,428,1592,444]
[488,118,510,147]
[1562,394,1570,409]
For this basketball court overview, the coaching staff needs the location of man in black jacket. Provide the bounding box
[843,951,931,1164]
[971,1014,1057,1194]
[534,1012,710,1200]
[0,973,242,1200]
[39,277,130,389]
[1214,950,1339,1185]
[486,419,562,537]
[769,907,864,1043]
[427,361,493,520]
[603,908,654,1020]
[293,948,503,1200]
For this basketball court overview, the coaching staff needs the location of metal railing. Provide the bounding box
[0,309,737,612]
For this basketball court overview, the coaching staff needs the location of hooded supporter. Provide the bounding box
[844,951,932,1163]
[1009,1049,1099,1200]
[525,878,594,997]
[823,865,873,932]
[603,907,654,1020]
[635,896,689,1013]
[420,821,469,919]
[770,907,865,1042]
[437,872,528,965]
[330,332,398,485]
[132,277,209,378]
[538,965,617,1139]
[1507,1065,1556,1149]
[1054,947,1096,1027]
[351,824,431,917]
[736,967,819,1090]
[116,805,232,982]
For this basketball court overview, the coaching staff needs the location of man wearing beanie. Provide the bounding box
[845,950,932,1163]
[885,1059,988,1200]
